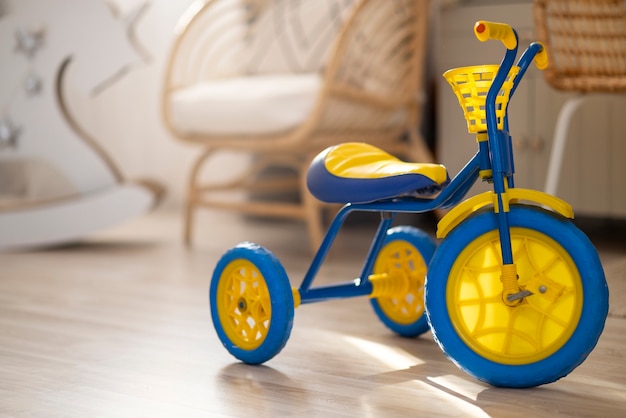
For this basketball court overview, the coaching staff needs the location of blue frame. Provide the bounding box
[297,30,547,305]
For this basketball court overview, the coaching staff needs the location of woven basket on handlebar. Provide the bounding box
[443,64,520,134]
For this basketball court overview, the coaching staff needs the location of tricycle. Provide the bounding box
[209,20,609,388]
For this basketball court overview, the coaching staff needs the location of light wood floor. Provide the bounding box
[1,210,625,417]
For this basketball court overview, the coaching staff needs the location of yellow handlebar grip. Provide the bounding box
[534,42,549,70]
[474,21,517,50]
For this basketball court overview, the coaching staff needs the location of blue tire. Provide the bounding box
[425,205,609,387]
[210,242,294,364]
[370,226,437,337]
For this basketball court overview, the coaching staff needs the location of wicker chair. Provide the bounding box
[162,0,433,251]
[534,0,626,195]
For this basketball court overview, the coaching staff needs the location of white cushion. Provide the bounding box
[168,73,322,136]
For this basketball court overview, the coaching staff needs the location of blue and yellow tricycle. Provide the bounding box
[209,21,609,388]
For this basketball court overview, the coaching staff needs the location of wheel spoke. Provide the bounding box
[217,259,273,346]
[379,245,425,318]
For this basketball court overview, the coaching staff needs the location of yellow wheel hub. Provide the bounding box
[216,259,272,350]
[447,228,583,364]
[373,240,427,325]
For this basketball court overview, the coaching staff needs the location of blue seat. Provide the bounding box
[307,143,449,204]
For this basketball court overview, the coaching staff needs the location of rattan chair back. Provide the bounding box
[534,0,626,92]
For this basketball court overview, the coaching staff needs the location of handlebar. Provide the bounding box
[474,21,517,50]
[470,20,550,185]
[533,45,549,70]
[474,20,549,70]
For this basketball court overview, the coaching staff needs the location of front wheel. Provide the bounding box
[370,226,437,337]
[210,242,294,364]
[425,206,608,387]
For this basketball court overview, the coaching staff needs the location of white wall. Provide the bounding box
[70,0,204,209]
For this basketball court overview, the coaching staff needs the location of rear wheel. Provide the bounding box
[210,243,294,364]
[370,226,436,337]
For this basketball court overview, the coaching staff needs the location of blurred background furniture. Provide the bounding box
[162,0,434,251]
[534,0,626,195]
[437,1,626,218]
[0,0,162,250]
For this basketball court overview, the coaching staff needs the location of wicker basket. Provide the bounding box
[534,0,626,93]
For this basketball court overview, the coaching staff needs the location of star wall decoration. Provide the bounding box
[14,26,46,58]
[24,73,43,96]
[0,116,20,149]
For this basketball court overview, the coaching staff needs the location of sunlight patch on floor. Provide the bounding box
[343,335,425,370]
[427,374,487,402]
[343,336,491,416]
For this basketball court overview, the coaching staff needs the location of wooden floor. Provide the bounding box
[1,210,626,417]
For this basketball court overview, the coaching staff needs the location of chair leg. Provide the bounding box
[407,126,435,163]
[183,147,215,247]
[183,195,195,247]
[545,95,586,196]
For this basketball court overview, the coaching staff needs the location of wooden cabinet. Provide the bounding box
[436,1,626,217]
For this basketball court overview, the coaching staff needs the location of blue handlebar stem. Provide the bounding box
[486,29,519,193]
[511,42,545,98]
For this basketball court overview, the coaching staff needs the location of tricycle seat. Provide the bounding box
[307,142,449,204]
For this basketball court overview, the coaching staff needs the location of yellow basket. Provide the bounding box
[443,64,520,134]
